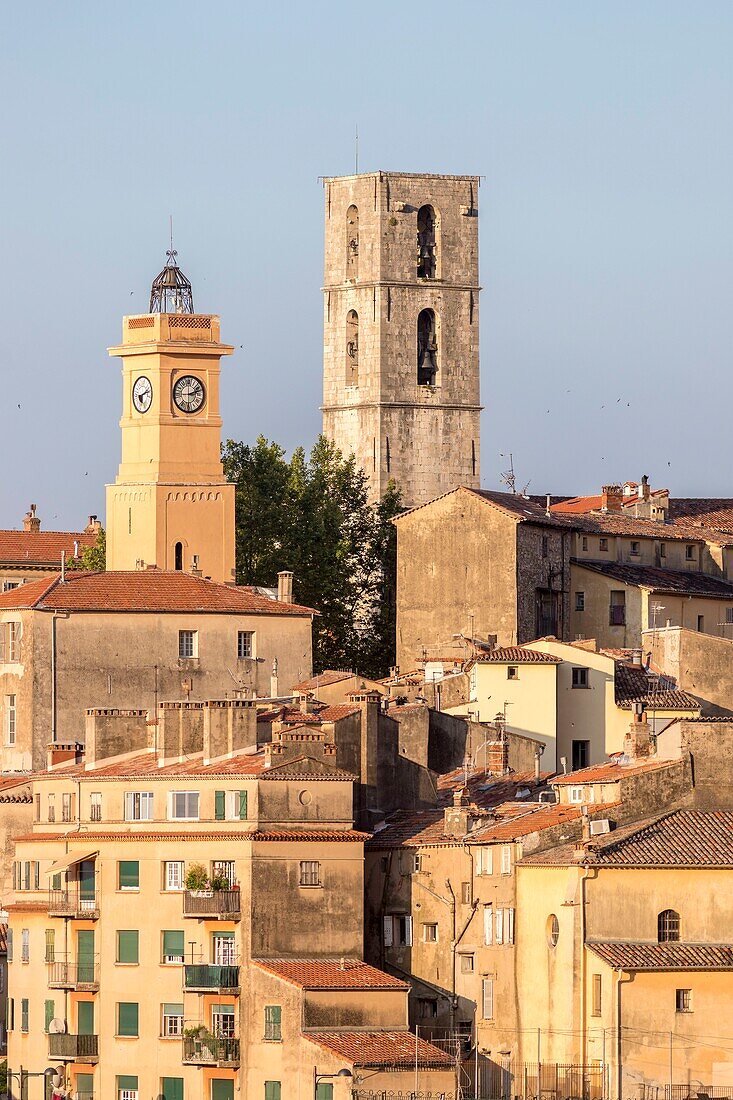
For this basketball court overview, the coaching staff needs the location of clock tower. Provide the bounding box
[105,252,236,582]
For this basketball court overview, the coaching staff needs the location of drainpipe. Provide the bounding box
[579,864,593,1073]
[615,969,633,1099]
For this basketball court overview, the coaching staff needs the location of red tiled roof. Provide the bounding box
[304,1030,454,1068]
[614,662,699,711]
[571,512,733,547]
[15,828,369,843]
[551,757,675,785]
[249,830,369,842]
[572,558,733,597]
[0,571,316,615]
[669,499,733,532]
[31,749,268,780]
[588,942,733,971]
[550,495,604,514]
[472,646,562,664]
[259,757,356,782]
[254,959,408,990]
[395,486,570,529]
[0,530,96,565]
[437,769,549,809]
[314,704,361,722]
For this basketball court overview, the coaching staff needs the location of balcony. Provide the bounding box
[48,888,99,919]
[47,958,99,991]
[49,1033,99,1062]
[183,1035,240,1067]
[183,964,239,993]
[183,889,241,920]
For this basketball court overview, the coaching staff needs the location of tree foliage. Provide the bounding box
[73,527,106,571]
[222,435,401,677]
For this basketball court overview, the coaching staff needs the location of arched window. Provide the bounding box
[658,909,680,942]
[417,308,438,386]
[417,204,438,279]
[346,310,359,386]
[346,205,359,280]
[174,542,183,571]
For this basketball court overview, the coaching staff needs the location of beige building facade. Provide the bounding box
[322,172,482,509]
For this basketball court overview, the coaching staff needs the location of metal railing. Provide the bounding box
[47,958,99,989]
[462,1060,606,1100]
[48,1033,99,1060]
[667,1088,733,1100]
[183,964,240,992]
[182,1035,240,1065]
[48,888,99,918]
[183,888,241,919]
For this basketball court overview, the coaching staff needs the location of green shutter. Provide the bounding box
[264,1084,281,1100]
[117,930,139,964]
[163,1002,184,1016]
[44,929,55,962]
[44,1000,54,1033]
[215,791,226,820]
[77,1000,94,1035]
[163,930,184,959]
[79,860,95,900]
[117,1077,139,1092]
[316,1086,333,1100]
[118,861,139,889]
[76,1074,93,1096]
[21,998,28,1032]
[212,1082,234,1100]
[238,790,247,819]
[117,1001,139,1036]
[162,1078,184,1100]
[51,872,61,890]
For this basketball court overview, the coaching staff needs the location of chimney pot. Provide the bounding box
[23,504,41,533]
[277,570,294,604]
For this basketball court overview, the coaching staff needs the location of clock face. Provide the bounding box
[173,375,206,414]
[132,375,153,413]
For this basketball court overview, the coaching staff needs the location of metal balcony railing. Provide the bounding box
[48,888,99,919]
[183,888,241,920]
[47,957,99,990]
[183,964,240,992]
[49,1033,99,1061]
[182,1035,240,1066]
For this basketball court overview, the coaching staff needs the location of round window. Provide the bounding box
[547,914,560,948]
[298,789,312,806]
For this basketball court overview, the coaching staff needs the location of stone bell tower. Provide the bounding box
[106,251,235,582]
[321,171,482,509]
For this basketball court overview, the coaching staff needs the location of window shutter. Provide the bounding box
[238,790,248,819]
[44,999,54,1033]
[316,1086,334,1100]
[161,1078,184,1100]
[163,1002,184,1017]
[8,998,14,1030]
[119,861,139,889]
[215,791,226,820]
[495,908,504,945]
[482,978,494,1019]
[21,997,28,1031]
[6,928,12,961]
[76,1075,94,1096]
[383,915,393,947]
[508,908,515,944]
[483,905,493,945]
[501,845,511,874]
[264,1085,281,1100]
[34,862,40,889]
[118,1001,139,1036]
[404,915,413,946]
[212,1082,235,1100]
[117,1077,139,1092]
[0,625,5,662]
[12,862,16,891]
[45,929,55,963]
[117,931,139,964]
[163,930,184,958]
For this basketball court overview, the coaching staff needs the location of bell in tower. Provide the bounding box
[149,250,195,314]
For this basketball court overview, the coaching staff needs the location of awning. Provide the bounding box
[45,850,98,875]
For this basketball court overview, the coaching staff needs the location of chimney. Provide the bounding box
[270,657,279,699]
[485,738,509,776]
[624,704,653,759]
[600,485,623,513]
[581,805,591,841]
[444,787,472,838]
[640,474,651,502]
[85,515,102,534]
[23,504,40,533]
[73,539,80,558]
[277,571,293,604]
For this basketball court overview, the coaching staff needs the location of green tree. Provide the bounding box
[222,436,290,584]
[73,527,106,571]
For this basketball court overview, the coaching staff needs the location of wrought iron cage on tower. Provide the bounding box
[149,250,195,314]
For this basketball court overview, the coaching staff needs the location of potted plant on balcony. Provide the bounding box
[210,871,231,892]
[185,863,212,898]
[184,1024,217,1062]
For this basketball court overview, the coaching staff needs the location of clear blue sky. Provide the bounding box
[1,1,732,529]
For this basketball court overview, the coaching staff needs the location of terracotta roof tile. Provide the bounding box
[0,570,315,615]
[32,749,268,780]
[614,662,699,711]
[254,959,408,990]
[573,558,733,597]
[588,942,733,970]
[669,499,733,532]
[0,530,96,566]
[304,1030,454,1068]
[437,769,549,809]
[551,757,675,785]
[259,757,356,781]
[570,512,733,546]
[471,646,562,664]
[550,495,605,514]
[15,828,369,843]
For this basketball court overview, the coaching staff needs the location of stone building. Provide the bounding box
[322,172,482,509]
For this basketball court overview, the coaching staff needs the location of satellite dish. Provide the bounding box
[49,1018,67,1034]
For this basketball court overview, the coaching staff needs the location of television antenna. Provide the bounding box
[499,453,531,496]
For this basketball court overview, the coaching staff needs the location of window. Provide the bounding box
[482,978,494,1019]
[215,791,247,822]
[264,1085,281,1100]
[6,928,12,962]
[21,997,28,1033]
[417,204,437,279]
[34,793,40,821]
[212,860,236,888]
[117,1001,139,1037]
[346,203,359,278]
[461,881,472,904]
[572,740,590,770]
[48,793,55,822]
[697,615,705,632]
[6,694,16,745]
[264,1004,282,1041]
[483,905,493,945]
[630,541,640,556]
[575,591,585,612]
[599,538,609,552]
[90,792,102,822]
[161,1079,184,1100]
[660,542,666,559]
[178,630,197,658]
[299,860,320,887]
[21,928,29,962]
[592,974,602,1016]
[676,988,692,1013]
[44,999,55,1033]
[237,630,255,659]
[118,860,140,890]
[582,536,588,551]
[417,308,438,386]
[62,792,73,822]
[726,608,733,625]
[163,930,184,964]
[571,667,589,689]
[383,913,412,947]
[345,309,359,386]
[459,953,475,973]
[213,932,236,966]
[609,590,626,626]
[164,861,185,891]
[495,908,515,945]
[658,909,680,943]
[423,923,438,943]
[500,845,512,875]
[412,853,422,873]
[417,998,438,1019]
[685,545,695,561]
[117,930,139,965]
[124,791,153,821]
[568,786,585,803]
[169,791,199,821]
[212,1003,235,1037]
[547,914,560,947]
[118,1076,139,1100]
[507,665,518,680]
[162,1003,184,1037]
[541,535,549,558]
[45,929,55,963]
[476,847,493,876]
[8,622,21,662]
